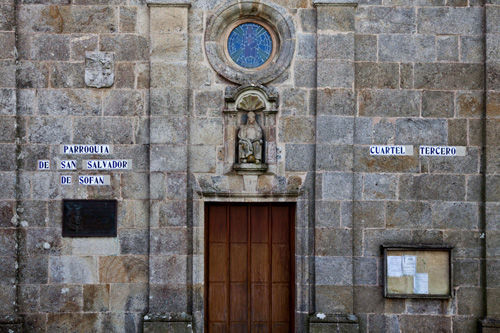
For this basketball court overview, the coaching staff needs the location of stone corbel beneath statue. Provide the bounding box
[223,85,278,175]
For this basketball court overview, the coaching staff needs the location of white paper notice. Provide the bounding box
[387,256,403,277]
[414,273,429,294]
[402,255,417,276]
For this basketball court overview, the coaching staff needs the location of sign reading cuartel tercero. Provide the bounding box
[419,146,466,156]
[85,51,115,88]
[370,145,414,156]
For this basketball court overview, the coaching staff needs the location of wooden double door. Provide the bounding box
[205,203,295,333]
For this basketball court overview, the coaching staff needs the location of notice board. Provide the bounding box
[383,245,453,299]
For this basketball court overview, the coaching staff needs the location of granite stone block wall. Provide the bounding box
[0,0,19,329]
[485,1,500,327]
[314,2,356,320]
[0,0,498,331]
[350,1,486,331]
[10,0,150,331]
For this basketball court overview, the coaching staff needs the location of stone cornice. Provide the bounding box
[146,0,191,7]
[143,313,192,322]
[313,0,358,6]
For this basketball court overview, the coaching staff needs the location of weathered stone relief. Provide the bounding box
[84,51,114,88]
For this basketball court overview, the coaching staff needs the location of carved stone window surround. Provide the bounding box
[205,0,295,85]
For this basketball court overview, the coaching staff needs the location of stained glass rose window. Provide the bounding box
[227,22,273,69]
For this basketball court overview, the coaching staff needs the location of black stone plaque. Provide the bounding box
[63,200,117,237]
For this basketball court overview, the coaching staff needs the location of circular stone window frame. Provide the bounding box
[224,18,278,71]
[205,0,296,85]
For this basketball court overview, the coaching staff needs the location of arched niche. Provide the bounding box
[223,85,278,175]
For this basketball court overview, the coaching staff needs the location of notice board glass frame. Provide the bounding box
[383,245,453,299]
[62,199,117,237]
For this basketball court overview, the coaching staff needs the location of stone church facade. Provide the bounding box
[0,0,499,331]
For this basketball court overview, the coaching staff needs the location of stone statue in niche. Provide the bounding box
[85,51,114,88]
[238,111,263,164]
[236,94,266,166]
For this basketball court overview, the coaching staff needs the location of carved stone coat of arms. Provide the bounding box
[85,51,115,88]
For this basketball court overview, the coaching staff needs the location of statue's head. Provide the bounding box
[247,111,256,124]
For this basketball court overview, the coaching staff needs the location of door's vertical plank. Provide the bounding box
[209,243,226,282]
[226,204,230,333]
[251,205,268,242]
[230,205,248,242]
[268,204,272,333]
[205,204,209,333]
[209,204,227,243]
[272,205,290,243]
[209,283,227,323]
[250,205,269,331]
[271,205,292,330]
[230,205,248,332]
[207,204,229,332]
[290,204,296,333]
[247,204,251,333]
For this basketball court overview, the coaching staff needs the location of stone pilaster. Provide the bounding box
[0,0,21,330]
[312,0,358,332]
[482,3,500,332]
[146,1,193,331]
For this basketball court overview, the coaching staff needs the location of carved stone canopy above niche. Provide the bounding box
[238,95,265,112]
[225,84,278,110]
[223,85,278,175]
